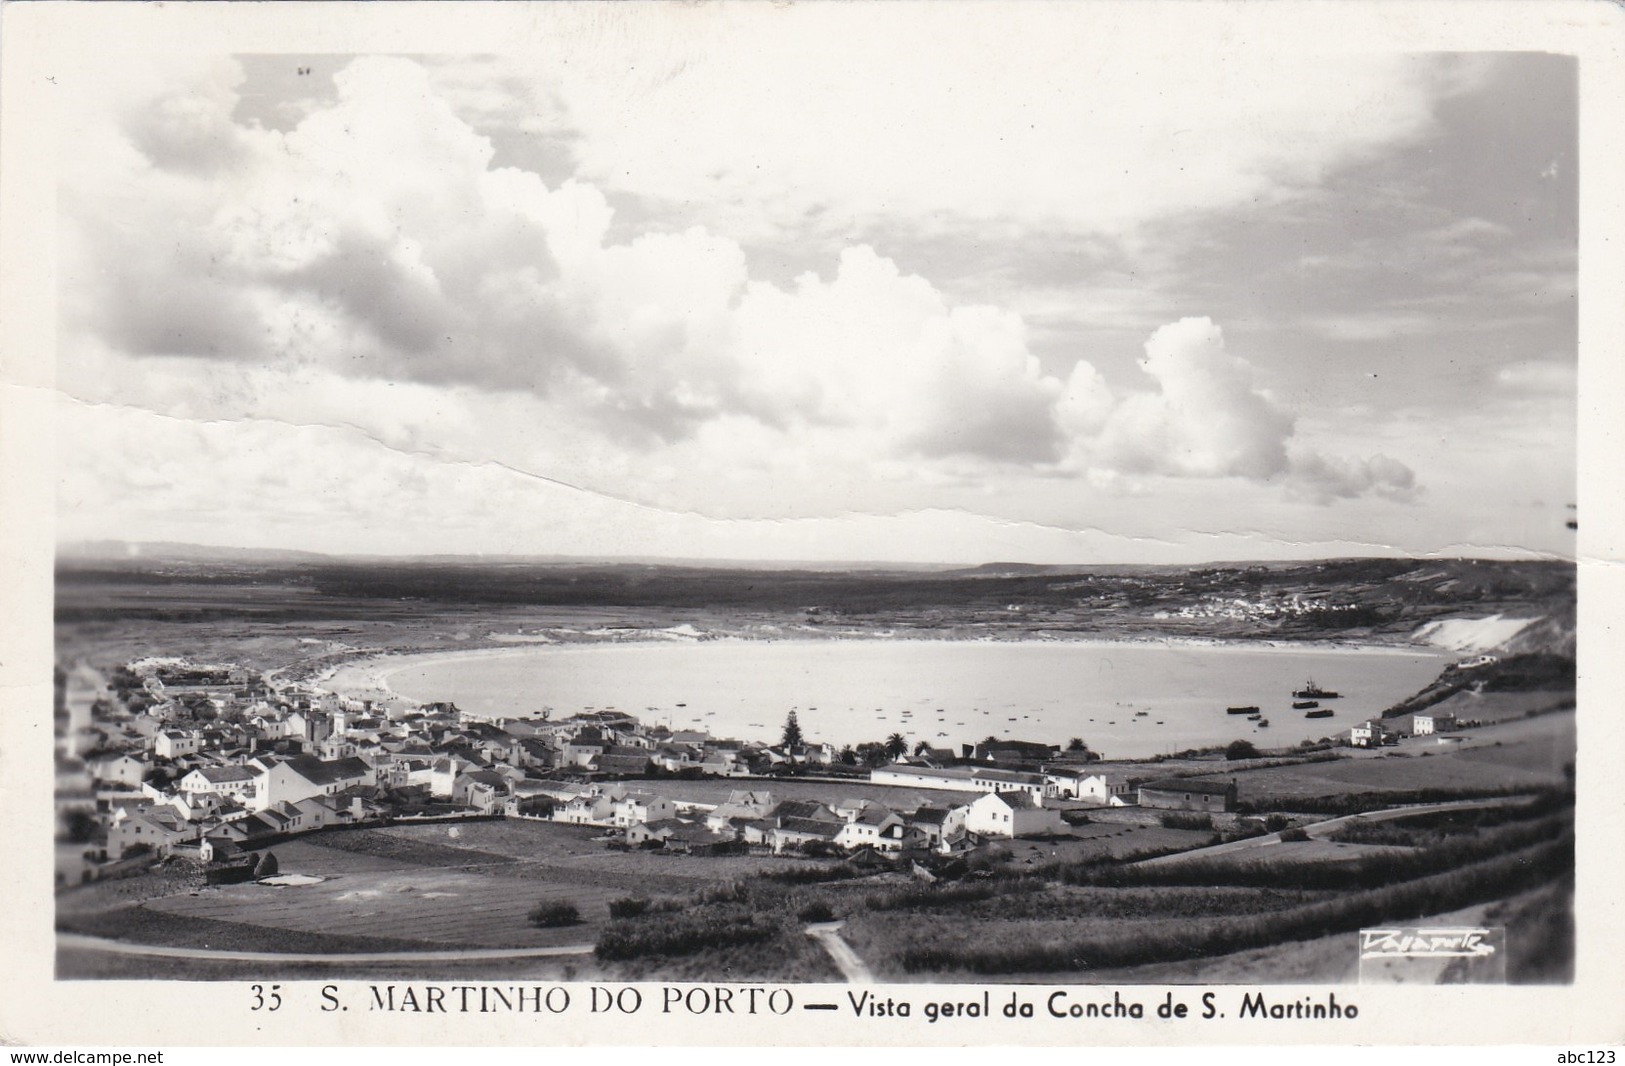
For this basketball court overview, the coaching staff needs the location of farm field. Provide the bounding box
[62,820,784,963]
[998,824,1214,864]
[1189,710,1573,803]
[142,845,607,950]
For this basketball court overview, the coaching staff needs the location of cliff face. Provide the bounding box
[1498,607,1576,658]
[1409,603,1575,658]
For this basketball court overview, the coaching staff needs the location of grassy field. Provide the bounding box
[1397,688,1573,727]
[1185,709,1574,805]
[60,820,780,967]
[56,947,601,982]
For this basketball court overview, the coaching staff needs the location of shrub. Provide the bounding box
[1278,827,1311,842]
[595,912,779,961]
[1159,812,1214,831]
[696,880,750,905]
[866,879,1044,911]
[1263,814,1291,833]
[797,900,836,923]
[529,901,582,928]
[608,897,650,919]
[1226,740,1260,761]
[761,863,861,885]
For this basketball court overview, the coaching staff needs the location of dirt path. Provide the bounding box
[1135,795,1533,867]
[58,932,594,963]
[805,922,874,983]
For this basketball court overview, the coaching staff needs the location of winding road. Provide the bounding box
[805,921,874,982]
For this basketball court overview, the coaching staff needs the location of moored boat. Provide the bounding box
[1305,708,1334,719]
[1292,700,1320,710]
[1226,705,1261,715]
[1293,679,1342,699]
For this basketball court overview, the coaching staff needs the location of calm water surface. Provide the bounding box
[383,639,1447,760]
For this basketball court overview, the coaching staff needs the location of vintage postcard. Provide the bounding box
[2,0,1621,1050]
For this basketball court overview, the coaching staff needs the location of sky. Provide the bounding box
[51,10,1578,565]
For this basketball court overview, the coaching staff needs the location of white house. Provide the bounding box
[834,806,906,851]
[965,791,1064,838]
[154,729,201,760]
[252,755,374,811]
[907,804,970,848]
[611,791,676,827]
[1045,769,1132,806]
[88,752,148,789]
[554,792,616,825]
[1349,719,1395,748]
[1413,712,1458,735]
[178,765,259,804]
[563,730,607,768]
[704,790,776,832]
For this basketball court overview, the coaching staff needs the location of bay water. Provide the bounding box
[377,638,1447,760]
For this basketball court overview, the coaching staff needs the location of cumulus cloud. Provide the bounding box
[1285,450,1419,504]
[1093,318,1293,480]
[512,12,1478,245]
[58,52,1423,544]
[62,56,1078,465]
[1075,318,1418,504]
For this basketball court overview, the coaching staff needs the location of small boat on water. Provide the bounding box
[1247,713,1262,721]
[1292,700,1320,710]
[1134,710,1149,717]
[1305,708,1334,719]
[1256,718,1270,727]
[1227,705,1261,715]
[1293,680,1342,699]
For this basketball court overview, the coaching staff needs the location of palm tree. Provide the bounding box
[884,732,908,759]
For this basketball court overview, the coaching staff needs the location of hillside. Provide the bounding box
[55,552,1574,653]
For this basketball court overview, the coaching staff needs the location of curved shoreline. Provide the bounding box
[322,631,1443,711]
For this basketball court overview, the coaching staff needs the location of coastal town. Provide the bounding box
[47,553,1577,983]
[53,647,1542,889]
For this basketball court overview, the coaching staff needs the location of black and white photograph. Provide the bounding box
[3,0,1622,1050]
